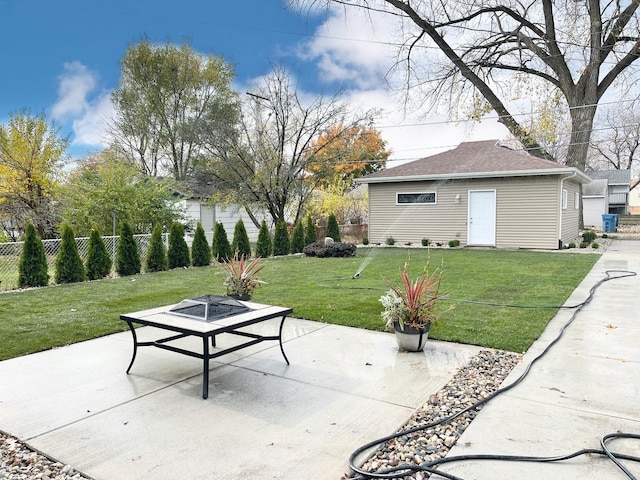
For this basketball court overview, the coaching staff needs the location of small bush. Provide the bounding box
[54,225,86,284]
[579,241,588,249]
[18,223,49,288]
[255,220,272,257]
[303,242,356,258]
[449,239,461,247]
[116,222,141,276]
[362,237,369,245]
[592,242,600,249]
[567,242,576,249]
[602,233,608,239]
[231,219,252,259]
[212,222,232,262]
[582,231,597,243]
[326,213,341,242]
[385,236,396,245]
[146,225,168,272]
[290,222,305,254]
[191,222,212,267]
[304,215,317,246]
[421,238,429,247]
[168,223,190,268]
[273,221,290,256]
[86,229,112,280]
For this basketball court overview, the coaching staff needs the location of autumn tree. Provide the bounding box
[0,111,67,239]
[60,149,185,236]
[306,124,390,185]
[295,1,640,171]
[199,66,378,227]
[111,40,240,180]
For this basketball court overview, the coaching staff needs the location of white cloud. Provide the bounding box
[71,92,114,148]
[51,62,97,119]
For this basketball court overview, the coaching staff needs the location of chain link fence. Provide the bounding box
[0,233,165,292]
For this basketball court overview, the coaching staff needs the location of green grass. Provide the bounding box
[0,248,599,360]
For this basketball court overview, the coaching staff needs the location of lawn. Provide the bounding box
[0,247,599,360]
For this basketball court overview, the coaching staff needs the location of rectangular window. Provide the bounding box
[397,192,436,204]
[562,189,568,210]
[574,192,579,209]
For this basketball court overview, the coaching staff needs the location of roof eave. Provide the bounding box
[356,168,591,184]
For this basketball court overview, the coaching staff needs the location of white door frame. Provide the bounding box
[467,189,496,246]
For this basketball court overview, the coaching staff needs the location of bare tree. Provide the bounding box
[199,66,377,227]
[295,0,640,170]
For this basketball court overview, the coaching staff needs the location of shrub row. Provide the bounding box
[303,242,356,258]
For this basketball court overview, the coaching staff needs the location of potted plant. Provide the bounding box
[379,261,449,351]
[220,252,265,300]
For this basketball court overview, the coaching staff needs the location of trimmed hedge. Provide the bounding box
[303,241,356,258]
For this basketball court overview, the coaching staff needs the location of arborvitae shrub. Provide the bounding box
[273,221,290,256]
[304,215,317,245]
[146,225,168,272]
[54,224,86,284]
[290,222,304,254]
[326,213,341,242]
[212,222,232,262]
[116,222,141,276]
[168,223,190,268]
[18,223,49,288]
[232,219,252,258]
[86,229,112,280]
[191,222,212,266]
[255,220,272,258]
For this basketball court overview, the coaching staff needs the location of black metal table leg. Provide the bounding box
[125,321,138,374]
[202,336,210,399]
[278,315,290,365]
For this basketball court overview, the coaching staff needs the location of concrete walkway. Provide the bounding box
[441,239,640,479]
[0,313,480,479]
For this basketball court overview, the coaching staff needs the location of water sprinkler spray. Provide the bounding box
[351,273,360,279]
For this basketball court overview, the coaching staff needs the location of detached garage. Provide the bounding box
[356,140,591,250]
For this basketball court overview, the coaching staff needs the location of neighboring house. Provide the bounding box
[356,140,591,250]
[582,179,609,228]
[630,180,640,215]
[586,169,631,215]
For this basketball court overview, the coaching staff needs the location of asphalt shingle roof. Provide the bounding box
[586,169,631,185]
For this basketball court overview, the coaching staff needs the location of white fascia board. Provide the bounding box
[356,168,591,184]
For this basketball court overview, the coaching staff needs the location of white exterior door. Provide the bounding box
[468,190,496,246]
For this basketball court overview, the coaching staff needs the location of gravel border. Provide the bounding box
[346,349,523,480]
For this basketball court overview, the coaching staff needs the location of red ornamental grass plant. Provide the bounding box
[380,261,449,331]
[221,252,265,298]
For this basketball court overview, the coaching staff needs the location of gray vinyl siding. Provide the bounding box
[367,175,566,250]
[560,180,581,245]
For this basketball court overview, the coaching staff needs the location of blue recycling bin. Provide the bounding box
[613,214,619,227]
[602,214,617,233]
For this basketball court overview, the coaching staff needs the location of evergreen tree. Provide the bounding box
[290,221,304,254]
[231,219,252,258]
[191,222,212,266]
[116,222,141,276]
[326,213,341,242]
[304,215,317,245]
[255,220,272,258]
[212,222,232,262]
[18,222,49,288]
[146,225,168,272]
[54,224,86,284]
[273,221,290,256]
[168,222,190,268]
[86,228,112,280]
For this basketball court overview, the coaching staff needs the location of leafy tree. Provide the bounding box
[212,222,232,262]
[231,219,252,258]
[200,65,378,227]
[116,222,141,276]
[304,215,317,245]
[168,223,190,268]
[326,213,341,242]
[54,224,86,284]
[255,220,272,258]
[589,104,640,177]
[61,149,185,236]
[146,224,168,272]
[273,221,290,256]
[300,1,640,170]
[290,221,305,254]
[111,40,240,180]
[86,229,112,280]
[306,124,390,185]
[309,177,368,225]
[191,222,212,266]
[18,222,49,288]
[0,111,67,239]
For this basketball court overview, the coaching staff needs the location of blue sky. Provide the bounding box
[0,0,507,161]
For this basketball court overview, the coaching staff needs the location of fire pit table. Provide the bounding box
[120,295,293,399]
